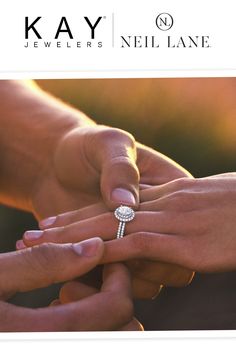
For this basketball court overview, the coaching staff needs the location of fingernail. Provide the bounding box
[111,188,136,206]
[16,239,26,250]
[24,230,43,241]
[39,216,57,229]
[73,237,102,257]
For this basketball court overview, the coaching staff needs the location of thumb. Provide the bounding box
[53,126,140,210]
[0,237,104,295]
[95,127,140,209]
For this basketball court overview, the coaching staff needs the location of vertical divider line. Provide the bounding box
[112,12,115,47]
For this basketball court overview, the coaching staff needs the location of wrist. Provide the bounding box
[0,80,96,211]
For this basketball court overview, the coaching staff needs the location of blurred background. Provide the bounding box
[1,78,236,330]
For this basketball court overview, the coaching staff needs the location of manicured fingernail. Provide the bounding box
[16,239,26,250]
[73,237,102,257]
[39,216,57,229]
[111,188,136,206]
[24,230,43,241]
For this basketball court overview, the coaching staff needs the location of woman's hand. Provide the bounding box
[31,174,236,274]
[61,174,236,273]
[18,198,194,298]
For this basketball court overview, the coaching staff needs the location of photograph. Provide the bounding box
[0,77,235,331]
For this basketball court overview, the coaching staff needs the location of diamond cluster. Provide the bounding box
[114,206,135,222]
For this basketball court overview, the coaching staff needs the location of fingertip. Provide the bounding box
[16,239,27,250]
[72,237,104,258]
[39,216,57,229]
[111,188,137,207]
[24,230,43,242]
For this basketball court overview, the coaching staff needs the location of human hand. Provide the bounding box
[36,174,236,274]
[0,238,135,331]
[31,128,193,298]
[89,174,236,273]
[31,125,191,220]
[106,174,236,273]
[56,265,144,331]
[19,195,194,298]
[0,81,191,219]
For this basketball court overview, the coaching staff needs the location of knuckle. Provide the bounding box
[43,226,66,243]
[29,243,63,283]
[54,211,76,226]
[168,190,192,210]
[110,156,135,168]
[102,153,139,187]
[171,190,189,201]
[99,126,135,147]
[171,177,194,190]
[55,210,88,228]
[112,157,140,182]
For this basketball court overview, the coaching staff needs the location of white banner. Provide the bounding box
[0,0,235,78]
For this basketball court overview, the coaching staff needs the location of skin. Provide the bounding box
[0,80,194,304]
[55,276,143,331]
[21,174,236,279]
[0,80,194,329]
[0,238,141,331]
[0,80,190,218]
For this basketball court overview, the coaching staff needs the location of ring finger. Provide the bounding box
[21,211,175,247]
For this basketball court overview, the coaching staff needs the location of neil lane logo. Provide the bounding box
[23,13,211,50]
[155,13,174,31]
[120,13,211,48]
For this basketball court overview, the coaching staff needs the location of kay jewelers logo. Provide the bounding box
[24,16,105,48]
[23,13,211,49]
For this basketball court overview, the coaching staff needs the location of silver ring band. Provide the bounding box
[114,205,135,239]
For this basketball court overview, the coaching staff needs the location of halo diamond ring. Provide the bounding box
[114,205,135,239]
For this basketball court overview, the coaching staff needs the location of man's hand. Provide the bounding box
[55,267,144,331]
[0,81,190,221]
[32,128,191,220]
[0,80,191,220]
[0,238,138,331]
[31,125,139,219]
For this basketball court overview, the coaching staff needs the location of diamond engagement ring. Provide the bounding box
[114,205,135,239]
